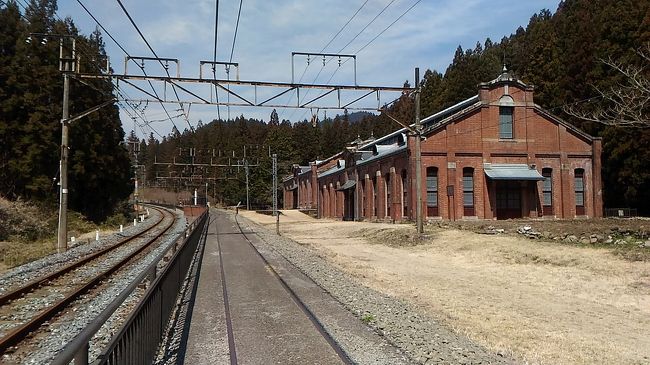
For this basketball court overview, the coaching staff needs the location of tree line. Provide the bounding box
[0,0,131,221]
[1,0,648,218]
[145,0,649,214]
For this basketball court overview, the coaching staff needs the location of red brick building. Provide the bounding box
[283,70,603,221]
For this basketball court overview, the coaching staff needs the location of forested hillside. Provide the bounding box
[2,0,648,216]
[0,0,131,221]
[146,0,649,213]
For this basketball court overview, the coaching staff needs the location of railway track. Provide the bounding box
[0,205,177,356]
[210,212,352,365]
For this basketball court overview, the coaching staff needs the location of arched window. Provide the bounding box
[360,178,366,218]
[372,175,377,217]
[499,95,515,139]
[542,168,553,216]
[463,167,475,216]
[575,168,585,215]
[426,167,439,217]
[401,170,408,217]
[385,173,391,218]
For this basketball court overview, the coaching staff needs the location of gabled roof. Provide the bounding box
[420,95,481,130]
[296,165,311,177]
[319,160,346,178]
[310,70,595,179]
[355,143,407,167]
[478,67,534,91]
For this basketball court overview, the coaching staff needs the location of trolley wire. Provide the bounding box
[223,0,244,120]
[296,0,421,121]
[116,0,195,133]
[280,0,371,121]
[11,0,164,140]
[212,0,222,120]
[75,0,181,137]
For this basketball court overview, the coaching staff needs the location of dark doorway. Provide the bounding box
[343,189,355,221]
[496,181,522,219]
[292,189,298,209]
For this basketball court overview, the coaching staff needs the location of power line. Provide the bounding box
[321,0,370,54]
[296,0,421,121]
[115,0,194,132]
[280,0,369,121]
[355,0,421,54]
[14,0,163,140]
[223,0,244,120]
[289,0,397,122]
[75,0,183,137]
[212,0,221,120]
[336,0,396,54]
[229,0,243,63]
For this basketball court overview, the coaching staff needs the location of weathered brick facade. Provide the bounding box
[283,70,603,221]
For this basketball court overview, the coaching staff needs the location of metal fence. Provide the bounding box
[604,208,638,218]
[52,210,208,365]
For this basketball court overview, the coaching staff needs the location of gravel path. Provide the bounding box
[235,212,514,365]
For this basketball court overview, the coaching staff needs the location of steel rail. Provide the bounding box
[0,207,166,307]
[0,207,177,353]
[232,212,353,365]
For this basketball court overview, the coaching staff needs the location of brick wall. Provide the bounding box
[290,75,602,221]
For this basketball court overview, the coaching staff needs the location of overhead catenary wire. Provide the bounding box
[212,0,222,120]
[296,0,422,121]
[224,0,244,120]
[281,0,372,122]
[75,0,182,137]
[229,0,243,64]
[115,0,195,132]
[12,0,165,140]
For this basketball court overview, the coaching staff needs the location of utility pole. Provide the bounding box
[244,145,250,210]
[272,153,279,235]
[245,160,250,210]
[52,34,76,253]
[414,68,423,234]
[132,118,139,216]
[57,72,70,253]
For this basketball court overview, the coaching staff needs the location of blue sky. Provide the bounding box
[55,0,561,140]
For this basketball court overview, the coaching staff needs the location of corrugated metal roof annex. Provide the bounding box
[483,164,545,180]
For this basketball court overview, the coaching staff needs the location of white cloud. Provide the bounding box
[57,0,560,138]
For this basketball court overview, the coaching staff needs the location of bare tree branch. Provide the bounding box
[564,44,650,128]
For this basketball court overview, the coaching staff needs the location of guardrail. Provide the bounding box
[52,210,209,365]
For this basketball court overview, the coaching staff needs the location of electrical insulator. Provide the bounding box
[322,56,326,66]
[307,55,310,65]
[338,57,341,66]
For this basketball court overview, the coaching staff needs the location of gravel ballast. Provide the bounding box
[0,208,189,364]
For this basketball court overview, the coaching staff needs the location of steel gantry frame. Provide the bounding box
[75,56,411,112]
[76,56,424,233]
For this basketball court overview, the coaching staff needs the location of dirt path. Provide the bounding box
[241,210,650,365]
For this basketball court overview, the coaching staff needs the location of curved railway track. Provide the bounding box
[0,205,177,354]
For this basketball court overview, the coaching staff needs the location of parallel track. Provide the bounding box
[0,206,177,353]
[220,212,352,365]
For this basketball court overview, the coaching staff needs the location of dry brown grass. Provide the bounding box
[0,197,113,270]
[244,210,650,365]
